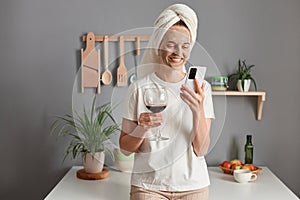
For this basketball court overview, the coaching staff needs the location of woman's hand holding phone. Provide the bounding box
[184,66,206,92]
[181,66,206,113]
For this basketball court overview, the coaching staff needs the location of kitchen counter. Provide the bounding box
[45,166,299,200]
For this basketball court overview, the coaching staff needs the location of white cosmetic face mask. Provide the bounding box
[159,28,192,60]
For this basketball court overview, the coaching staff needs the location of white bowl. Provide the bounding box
[233,169,257,183]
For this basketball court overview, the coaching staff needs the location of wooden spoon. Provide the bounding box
[101,36,112,85]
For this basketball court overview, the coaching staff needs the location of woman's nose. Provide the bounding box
[173,45,183,57]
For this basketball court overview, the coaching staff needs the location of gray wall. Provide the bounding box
[0,0,299,199]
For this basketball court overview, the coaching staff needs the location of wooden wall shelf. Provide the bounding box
[212,91,266,120]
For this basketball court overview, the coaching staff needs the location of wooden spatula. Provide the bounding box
[117,36,128,87]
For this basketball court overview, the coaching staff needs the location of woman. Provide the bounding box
[119,4,214,200]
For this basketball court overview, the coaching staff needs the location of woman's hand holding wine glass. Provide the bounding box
[138,112,163,129]
[140,87,169,141]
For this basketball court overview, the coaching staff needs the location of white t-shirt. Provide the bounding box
[123,72,215,191]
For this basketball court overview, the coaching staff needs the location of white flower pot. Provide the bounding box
[82,152,105,173]
[237,79,251,92]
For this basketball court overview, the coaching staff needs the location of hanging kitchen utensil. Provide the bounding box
[129,37,140,84]
[117,36,128,87]
[101,36,112,85]
[81,32,101,93]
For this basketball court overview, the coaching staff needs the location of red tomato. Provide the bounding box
[221,161,231,169]
[250,164,256,171]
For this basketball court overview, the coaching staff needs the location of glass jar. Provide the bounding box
[211,76,228,91]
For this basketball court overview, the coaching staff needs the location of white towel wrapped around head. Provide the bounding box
[138,4,198,78]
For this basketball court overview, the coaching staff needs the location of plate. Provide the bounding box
[219,165,262,175]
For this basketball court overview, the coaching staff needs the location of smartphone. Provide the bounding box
[185,66,207,92]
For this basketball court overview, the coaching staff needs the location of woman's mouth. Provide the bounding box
[168,56,183,64]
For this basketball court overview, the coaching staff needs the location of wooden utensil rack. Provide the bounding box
[82,35,151,42]
[81,33,150,93]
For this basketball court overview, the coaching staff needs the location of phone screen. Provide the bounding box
[188,68,197,79]
[185,66,207,91]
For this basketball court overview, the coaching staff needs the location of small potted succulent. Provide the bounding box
[229,59,257,92]
[51,97,119,173]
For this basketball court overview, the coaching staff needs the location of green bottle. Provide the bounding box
[244,135,254,164]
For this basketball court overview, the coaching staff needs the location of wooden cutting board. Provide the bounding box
[81,32,101,93]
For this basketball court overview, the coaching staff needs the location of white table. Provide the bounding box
[45,166,299,200]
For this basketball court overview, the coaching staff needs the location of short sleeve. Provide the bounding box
[203,81,215,119]
[123,82,138,121]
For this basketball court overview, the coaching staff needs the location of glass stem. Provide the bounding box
[156,129,162,141]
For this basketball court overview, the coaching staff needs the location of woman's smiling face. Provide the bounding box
[158,25,191,71]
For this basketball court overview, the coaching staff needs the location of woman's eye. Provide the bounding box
[182,44,190,49]
[166,43,175,48]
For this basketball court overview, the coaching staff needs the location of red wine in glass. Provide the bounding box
[143,87,169,141]
[146,104,167,113]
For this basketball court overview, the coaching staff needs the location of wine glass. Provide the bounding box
[143,87,168,141]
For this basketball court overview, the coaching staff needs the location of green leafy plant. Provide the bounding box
[50,97,120,162]
[229,59,257,91]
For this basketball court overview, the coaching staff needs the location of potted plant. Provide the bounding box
[229,59,257,92]
[51,97,119,173]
